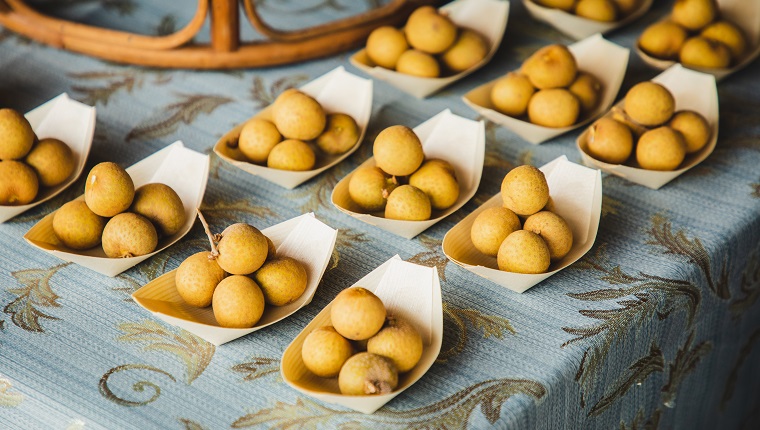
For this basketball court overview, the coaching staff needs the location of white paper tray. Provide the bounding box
[524,0,654,40]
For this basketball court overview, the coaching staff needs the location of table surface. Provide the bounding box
[2,1,760,429]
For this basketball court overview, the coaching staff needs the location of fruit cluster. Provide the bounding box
[175,215,308,329]
[535,0,642,22]
[348,125,460,221]
[301,287,423,395]
[471,165,574,274]
[234,89,359,171]
[53,162,185,258]
[490,45,603,128]
[365,6,488,78]
[586,81,710,171]
[639,0,747,69]
[0,108,75,206]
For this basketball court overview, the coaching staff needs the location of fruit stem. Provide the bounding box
[196,209,220,259]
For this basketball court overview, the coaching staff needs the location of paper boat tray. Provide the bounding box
[24,141,209,277]
[282,255,443,414]
[331,109,485,239]
[576,64,718,190]
[214,66,372,189]
[131,213,338,346]
[635,0,760,81]
[1,93,96,223]
[523,0,654,40]
[350,0,510,99]
[462,33,629,144]
[442,156,602,293]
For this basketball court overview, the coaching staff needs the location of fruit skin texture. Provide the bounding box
[129,183,186,237]
[535,0,576,12]
[575,0,617,22]
[672,0,717,31]
[679,36,731,69]
[84,162,135,217]
[523,211,574,261]
[667,110,711,154]
[501,165,550,217]
[490,73,535,117]
[636,126,687,171]
[272,90,326,141]
[316,113,360,155]
[367,315,423,373]
[212,275,265,328]
[0,108,35,160]
[569,72,603,114]
[254,256,308,306]
[701,21,747,61]
[613,0,641,16]
[301,326,354,378]
[638,21,689,60]
[102,212,158,258]
[338,352,398,395]
[175,251,226,307]
[528,88,580,128]
[470,206,521,257]
[441,29,488,73]
[373,125,424,177]
[404,6,458,55]
[366,26,409,69]
[267,139,316,171]
[385,185,432,221]
[521,44,577,89]
[395,49,440,78]
[0,160,38,205]
[348,166,397,212]
[330,287,387,341]
[52,200,106,250]
[24,138,75,187]
[587,117,634,164]
[216,223,269,275]
[624,82,675,127]
[409,159,459,211]
[238,118,281,164]
[497,230,551,274]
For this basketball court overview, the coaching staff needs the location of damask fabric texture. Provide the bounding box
[1,1,760,429]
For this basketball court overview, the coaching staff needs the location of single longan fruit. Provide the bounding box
[52,200,106,250]
[497,230,551,274]
[175,251,226,308]
[501,165,550,216]
[521,44,577,89]
[667,110,711,154]
[672,0,717,31]
[348,166,397,212]
[238,118,282,164]
[385,185,432,221]
[0,108,35,160]
[395,50,441,78]
[267,139,316,171]
[0,160,38,205]
[679,36,732,69]
[302,326,354,378]
[24,138,75,187]
[212,275,265,328]
[586,117,634,164]
[366,26,409,69]
[316,113,360,155]
[638,21,689,60]
[373,125,424,177]
[528,88,580,128]
[404,6,458,54]
[101,212,158,258]
[254,256,308,306]
[440,29,489,73]
[612,0,641,16]
[272,90,326,141]
[636,127,687,171]
[624,82,675,127]
[408,159,459,210]
[701,21,747,61]
[470,206,521,257]
[490,73,535,117]
[523,211,573,261]
[330,287,386,341]
[575,0,618,22]
[569,72,603,114]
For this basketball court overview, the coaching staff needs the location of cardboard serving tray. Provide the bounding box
[523,0,654,40]
[349,0,510,99]
[331,109,485,239]
[214,66,372,189]
[24,141,209,277]
[1,93,96,223]
[132,213,338,346]
[576,64,718,190]
[281,255,443,414]
[462,33,629,144]
[635,0,760,81]
[442,156,602,293]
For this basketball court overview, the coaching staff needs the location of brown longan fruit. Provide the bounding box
[586,117,634,164]
[667,110,711,154]
[636,127,687,171]
[624,82,675,127]
[523,211,573,261]
[528,88,580,128]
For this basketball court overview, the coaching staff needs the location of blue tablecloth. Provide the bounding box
[2,1,760,429]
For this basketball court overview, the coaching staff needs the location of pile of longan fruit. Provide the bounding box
[490,45,603,128]
[53,162,186,258]
[233,89,359,171]
[586,81,711,171]
[348,125,460,221]
[0,108,75,206]
[471,165,573,274]
[534,0,642,22]
[300,287,423,395]
[175,217,308,329]
[365,6,489,78]
[639,0,747,69]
